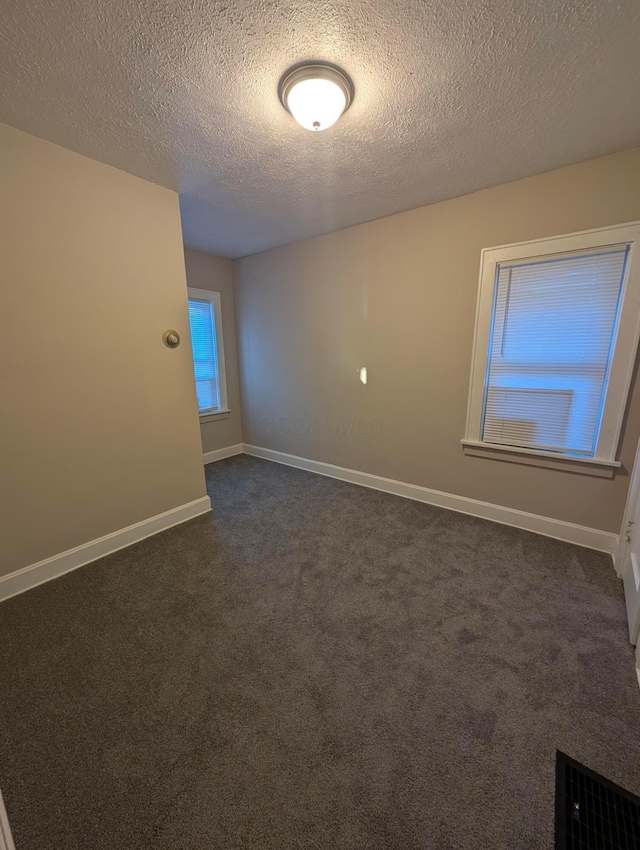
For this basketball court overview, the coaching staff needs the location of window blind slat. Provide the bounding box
[482,248,628,456]
[188,298,220,413]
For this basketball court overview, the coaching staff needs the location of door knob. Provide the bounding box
[163,330,181,348]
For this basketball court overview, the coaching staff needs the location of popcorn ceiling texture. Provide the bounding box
[1,0,639,257]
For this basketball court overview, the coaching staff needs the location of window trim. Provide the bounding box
[187,287,228,418]
[463,220,640,471]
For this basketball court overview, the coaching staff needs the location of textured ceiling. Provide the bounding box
[1,1,639,258]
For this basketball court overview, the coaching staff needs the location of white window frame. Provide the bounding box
[462,221,640,474]
[187,288,229,419]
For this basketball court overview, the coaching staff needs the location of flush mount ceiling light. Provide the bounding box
[279,63,354,132]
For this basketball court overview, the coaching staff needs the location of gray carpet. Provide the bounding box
[1,455,639,849]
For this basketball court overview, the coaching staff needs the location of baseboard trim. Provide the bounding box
[0,790,15,850]
[0,496,212,604]
[203,444,243,464]
[242,444,618,555]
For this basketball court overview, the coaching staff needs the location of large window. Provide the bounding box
[187,288,228,417]
[463,222,640,473]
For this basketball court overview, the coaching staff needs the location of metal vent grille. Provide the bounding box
[555,751,640,849]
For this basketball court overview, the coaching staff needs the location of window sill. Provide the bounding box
[460,439,620,478]
[199,409,231,423]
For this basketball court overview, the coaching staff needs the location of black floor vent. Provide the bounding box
[555,751,640,849]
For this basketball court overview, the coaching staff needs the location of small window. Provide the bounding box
[463,222,640,471]
[187,288,228,416]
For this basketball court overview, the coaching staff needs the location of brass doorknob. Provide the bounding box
[163,330,181,348]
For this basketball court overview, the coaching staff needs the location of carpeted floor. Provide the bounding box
[1,455,639,849]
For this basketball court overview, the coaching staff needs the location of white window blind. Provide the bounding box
[188,297,220,413]
[482,248,629,456]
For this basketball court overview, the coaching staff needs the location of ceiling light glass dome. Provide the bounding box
[279,64,354,132]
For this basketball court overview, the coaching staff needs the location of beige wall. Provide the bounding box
[234,147,640,534]
[0,123,207,578]
[183,248,243,454]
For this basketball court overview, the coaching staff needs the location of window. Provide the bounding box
[187,288,228,417]
[463,222,640,474]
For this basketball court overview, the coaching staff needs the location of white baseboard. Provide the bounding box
[0,496,212,604]
[243,444,618,555]
[0,790,16,850]
[2,443,617,604]
[203,443,243,464]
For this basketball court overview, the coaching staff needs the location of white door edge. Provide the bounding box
[0,790,16,850]
[616,433,640,646]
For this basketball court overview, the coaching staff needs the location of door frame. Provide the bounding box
[616,434,640,645]
[615,434,640,580]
